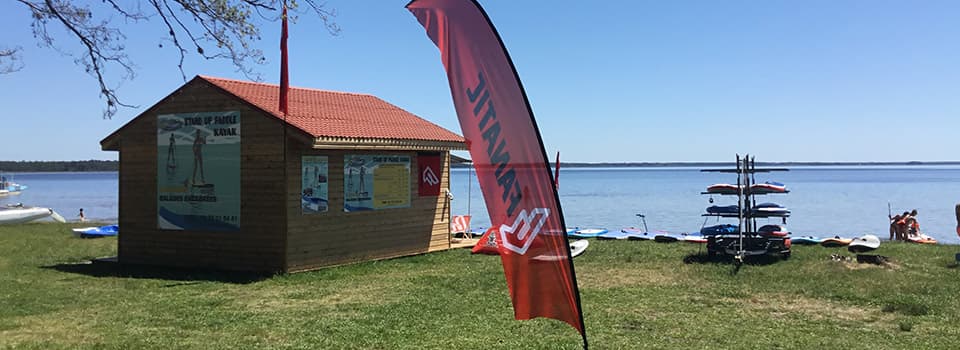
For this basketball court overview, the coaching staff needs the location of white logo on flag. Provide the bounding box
[498,208,549,255]
[422,166,439,186]
[451,215,470,233]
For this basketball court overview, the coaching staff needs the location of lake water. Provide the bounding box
[0,172,118,224]
[449,166,960,245]
[3,167,959,244]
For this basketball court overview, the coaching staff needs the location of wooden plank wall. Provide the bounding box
[285,146,453,272]
[116,81,286,272]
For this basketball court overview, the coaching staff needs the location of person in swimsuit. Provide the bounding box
[889,213,902,241]
[955,203,960,238]
[895,211,910,241]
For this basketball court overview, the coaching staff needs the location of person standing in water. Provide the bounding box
[78,208,86,222]
[192,129,206,185]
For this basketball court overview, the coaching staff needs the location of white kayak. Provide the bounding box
[0,205,65,224]
[848,234,881,253]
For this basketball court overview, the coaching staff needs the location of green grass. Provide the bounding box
[3,224,960,349]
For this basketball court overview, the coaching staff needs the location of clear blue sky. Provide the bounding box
[2,1,959,162]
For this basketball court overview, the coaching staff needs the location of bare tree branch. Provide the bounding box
[9,0,340,119]
[0,47,24,74]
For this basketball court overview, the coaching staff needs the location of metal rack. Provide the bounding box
[701,154,791,262]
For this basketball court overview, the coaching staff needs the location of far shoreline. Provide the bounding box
[5,160,960,172]
[452,161,960,168]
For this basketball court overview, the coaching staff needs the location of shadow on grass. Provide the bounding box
[43,261,273,285]
[683,253,785,266]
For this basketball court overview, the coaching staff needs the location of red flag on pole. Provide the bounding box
[279,3,290,115]
[407,0,587,344]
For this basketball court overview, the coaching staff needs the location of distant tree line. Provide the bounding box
[0,160,118,172]
[451,161,960,168]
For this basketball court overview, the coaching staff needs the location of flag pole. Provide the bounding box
[280,0,290,272]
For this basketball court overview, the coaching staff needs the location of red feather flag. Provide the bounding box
[279,3,290,115]
[407,0,587,346]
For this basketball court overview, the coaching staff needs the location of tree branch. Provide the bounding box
[11,0,339,119]
[0,47,24,74]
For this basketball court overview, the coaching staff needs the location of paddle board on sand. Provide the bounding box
[72,225,119,238]
[821,236,853,247]
[907,233,938,245]
[570,239,589,257]
[597,230,631,240]
[569,228,608,239]
[622,228,654,240]
[848,234,881,253]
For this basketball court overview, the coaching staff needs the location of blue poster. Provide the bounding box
[301,156,329,214]
[157,111,241,231]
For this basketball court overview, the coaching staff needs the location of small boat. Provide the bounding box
[72,225,119,238]
[0,174,27,193]
[848,234,881,253]
[0,204,65,224]
[906,233,938,245]
[821,236,853,247]
[569,228,608,239]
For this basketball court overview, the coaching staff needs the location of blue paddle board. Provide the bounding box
[569,228,608,239]
[72,225,119,238]
[597,230,631,240]
[622,228,655,240]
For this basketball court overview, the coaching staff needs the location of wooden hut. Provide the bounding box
[100,76,467,273]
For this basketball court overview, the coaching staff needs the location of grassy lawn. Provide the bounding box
[2,223,960,349]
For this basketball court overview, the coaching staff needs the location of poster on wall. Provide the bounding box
[301,156,329,214]
[344,155,411,211]
[157,111,241,231]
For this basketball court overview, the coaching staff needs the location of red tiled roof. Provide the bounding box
[200,75,464,144]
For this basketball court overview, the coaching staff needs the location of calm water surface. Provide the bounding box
[450,166,960,244]
[0,172,118,223]
[3,168,960,244]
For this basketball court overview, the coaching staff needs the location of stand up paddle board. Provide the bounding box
[622,228,655,240]
[848,234,881,253]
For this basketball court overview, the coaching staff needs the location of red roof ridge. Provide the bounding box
[198,75,373,98]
